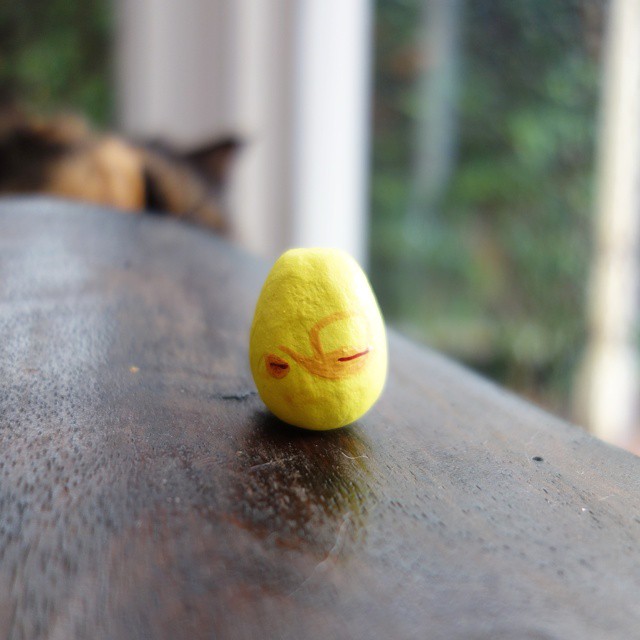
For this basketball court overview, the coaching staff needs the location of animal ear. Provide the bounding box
[183,137,242,187]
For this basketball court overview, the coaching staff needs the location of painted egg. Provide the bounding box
[249,248,387,430]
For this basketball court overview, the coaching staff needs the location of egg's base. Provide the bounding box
[259,390,377,431]
[267,410,359,432]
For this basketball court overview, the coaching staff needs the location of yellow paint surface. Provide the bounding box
[249,248,387,430]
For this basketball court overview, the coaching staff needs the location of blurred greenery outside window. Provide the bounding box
[0,2,113,124]
[371,0,604,418]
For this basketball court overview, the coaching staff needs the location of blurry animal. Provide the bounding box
[0,106,239,232]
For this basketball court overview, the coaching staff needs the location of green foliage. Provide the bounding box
[0,0,113,124]
[371,0,604,414]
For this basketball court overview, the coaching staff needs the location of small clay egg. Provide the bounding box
[249,248,387,430]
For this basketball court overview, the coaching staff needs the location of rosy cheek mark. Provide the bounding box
[266,354,290,379]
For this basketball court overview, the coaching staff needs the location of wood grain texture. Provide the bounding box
[0,197,639,640]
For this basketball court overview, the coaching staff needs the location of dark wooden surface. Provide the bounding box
[1,197,639,640]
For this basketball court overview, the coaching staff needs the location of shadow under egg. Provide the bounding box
[228,409,374,552]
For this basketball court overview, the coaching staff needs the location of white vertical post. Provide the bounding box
[226,0,296,258]
[291,0,373,265]
[115,0,236,147]
[579,0,640,448]
[115,0,373,264]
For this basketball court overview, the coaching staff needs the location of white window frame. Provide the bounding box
[115,0,373,265]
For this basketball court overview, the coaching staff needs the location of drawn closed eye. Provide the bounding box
[337,348,370,362]
[265,354,290,379]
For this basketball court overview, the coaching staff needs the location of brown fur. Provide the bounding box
[0,108,239,232]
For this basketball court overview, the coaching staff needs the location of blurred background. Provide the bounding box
[2,0,639,452]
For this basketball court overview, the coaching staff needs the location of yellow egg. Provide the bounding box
[249,248,387,430]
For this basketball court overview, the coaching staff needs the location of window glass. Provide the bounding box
[371,0,605,418]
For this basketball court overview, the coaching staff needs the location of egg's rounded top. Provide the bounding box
[249,247,387,430]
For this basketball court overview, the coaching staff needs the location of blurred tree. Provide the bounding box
[0,0,113,124]
[371,0,605,416]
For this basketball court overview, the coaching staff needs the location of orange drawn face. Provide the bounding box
[265,311,372,381]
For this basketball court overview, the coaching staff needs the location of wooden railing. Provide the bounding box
[1,198,639,640]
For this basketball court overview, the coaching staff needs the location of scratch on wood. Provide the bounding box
[220,390,258,401]
[248,456,297,472]
[340,451,369,461]
[289,513,353,596]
